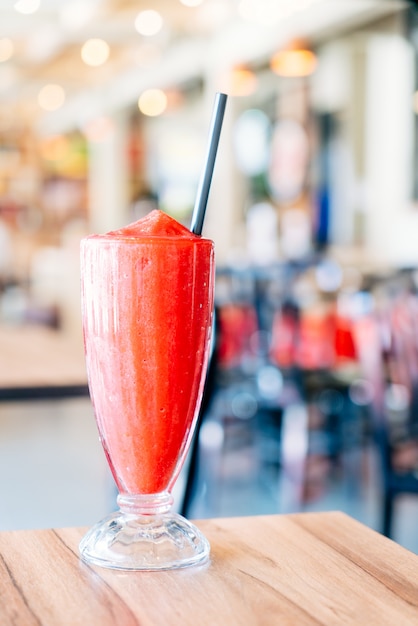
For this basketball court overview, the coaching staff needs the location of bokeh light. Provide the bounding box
[221,67,257,97]
[138,89,167,116]
[134,10,163,37]
[37,84,66,111]
[81,38,110,67]
[270,46,317,77]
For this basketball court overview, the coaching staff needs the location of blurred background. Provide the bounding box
[2,0,418,552]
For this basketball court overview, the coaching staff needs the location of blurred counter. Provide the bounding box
[0,324,88,400]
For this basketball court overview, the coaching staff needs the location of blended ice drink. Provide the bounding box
[79,209,215,570]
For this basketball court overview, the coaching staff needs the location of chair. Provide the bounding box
[352,290,418,538]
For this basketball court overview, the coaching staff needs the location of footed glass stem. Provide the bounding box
[79,493,210,571]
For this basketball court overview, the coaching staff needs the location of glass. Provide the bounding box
[78,226,214,570]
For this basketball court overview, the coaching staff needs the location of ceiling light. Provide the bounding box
[0,39,14,63]
[38,84,66,112]
[81,39,110,67]
[135,10,163,37]
[270,40,317,77]
[138,89,167,117]
[221,67,257,97]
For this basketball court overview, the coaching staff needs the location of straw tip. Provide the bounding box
[190,92,228,236]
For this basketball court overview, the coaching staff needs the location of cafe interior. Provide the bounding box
[1,0,418,555]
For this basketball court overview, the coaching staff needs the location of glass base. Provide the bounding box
[79,502,210,571]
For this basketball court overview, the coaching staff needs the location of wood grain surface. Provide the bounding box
[0,512,417,625]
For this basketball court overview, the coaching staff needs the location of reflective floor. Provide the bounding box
[1,396,418,555]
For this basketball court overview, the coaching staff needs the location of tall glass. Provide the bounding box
[78,211,214,570]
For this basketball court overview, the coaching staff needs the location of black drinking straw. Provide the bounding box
[190,92,228,236]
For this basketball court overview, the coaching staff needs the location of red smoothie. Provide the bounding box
[81,210,215,496]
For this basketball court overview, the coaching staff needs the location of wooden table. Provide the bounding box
[1,511,418,625]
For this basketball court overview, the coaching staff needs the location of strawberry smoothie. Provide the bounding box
[81,209,215,496]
